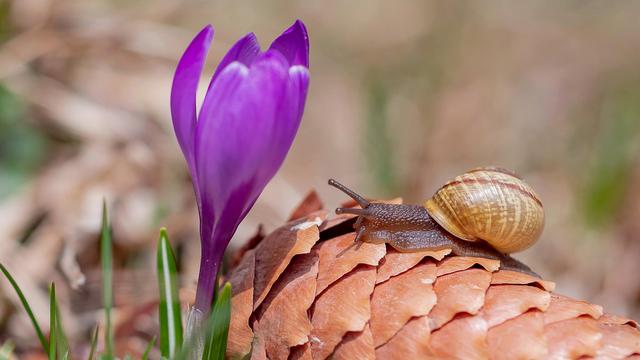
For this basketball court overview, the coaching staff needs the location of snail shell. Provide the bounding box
[424,167,544,253]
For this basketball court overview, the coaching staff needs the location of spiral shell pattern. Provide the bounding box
[424,167,544,253]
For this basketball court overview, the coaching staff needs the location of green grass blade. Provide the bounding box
[55,302,69,360]
[0,263,49,352]
[101,200,114,359]
[0,341,14,360]
[365,77,398,195]
[49,283,57,360]
[87,325,99,360]
[141,335,156,360]
[202,283,231,360]
[157,228,183,358]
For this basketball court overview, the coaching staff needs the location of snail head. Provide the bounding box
[328,179,377,245]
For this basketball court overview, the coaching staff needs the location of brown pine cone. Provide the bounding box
[225,192,640,360]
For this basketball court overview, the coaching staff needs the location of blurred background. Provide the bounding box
[0,0,639,355]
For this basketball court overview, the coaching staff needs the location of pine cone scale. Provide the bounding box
[370,261,437,347]
[255,251,318,360]
[429,268,492,330]
[376,248,451,284]
[374,316,431,358]
[252,212,326,310]
[332,324,376,360]
[310,265,376,359]
[481,285,551,327]
[315,232,385,295]
[486,310,548,360]
[430,315,490,359]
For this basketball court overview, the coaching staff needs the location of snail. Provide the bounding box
[328,167,544,275]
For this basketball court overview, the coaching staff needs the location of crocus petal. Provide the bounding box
[195,61,251,245]
[197,51,291,249]
[210,32,261,87]
[170,25,214,170]
[276,65,309,164]
[269,20,309,67]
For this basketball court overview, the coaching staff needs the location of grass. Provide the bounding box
[55,302,70,359]
[100,200,114,359]
[0,202,232,359]
[582,82,640,228]
[157,228,183,358]
[48,283,57,360]
[141,336,156,360]
[0,341,14,360]
[202,283,231,360]
[0,263,48,351]
[365,77,398,195]
[87,325,99,360]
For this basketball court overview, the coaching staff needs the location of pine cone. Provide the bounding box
[225,191,640,360]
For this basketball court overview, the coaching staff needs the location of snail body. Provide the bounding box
[328,167,545,274]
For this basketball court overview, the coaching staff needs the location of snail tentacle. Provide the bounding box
[335,207,369,216]
[328,179,370,208]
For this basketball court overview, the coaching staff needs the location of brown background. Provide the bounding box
[0,0,639,353]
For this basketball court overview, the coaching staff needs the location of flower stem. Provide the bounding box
[194,247,220,312]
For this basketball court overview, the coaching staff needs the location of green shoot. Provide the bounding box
[0,263,48,352]
[87,325,99,360]
[157,228,183,358]
[100,200,114,359]
[202,283,232,360]
[141,336,156,360]
[49,283,57,360]
[0,341,14,360]
[55,301,69,359]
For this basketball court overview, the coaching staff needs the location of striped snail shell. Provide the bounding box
[424,167,544,254]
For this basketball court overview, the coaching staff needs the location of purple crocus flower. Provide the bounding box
[170,20,310,312]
